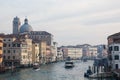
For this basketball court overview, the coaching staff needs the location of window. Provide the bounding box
[12,44,16,47]
[13,50,16,53]
[13,56,15,59]
[8,44,11,47]
[0,47,2,50]
[8,39,11,41]
[17,44,20,47]
[114,46,119,51]
[115,64,119,69]
[3,56,5,59]
[8,50,10,53]
[114,55,119,60]
[3,50,6,53]
[35,45,38,47]
[23,55,25,59]
[3,43,7,47]
[25,50,27,53]
[0,40,2,42]
[109,46,112,51]
[8,56,10,59]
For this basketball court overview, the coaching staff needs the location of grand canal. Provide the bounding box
[0,60,113,80]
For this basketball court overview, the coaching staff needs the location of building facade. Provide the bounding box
[108,32,120,71]
[67,47,82,59]
[39,41,47,64]
[0,37,3,65]
[1,34,33,67]
[88,47,97,59]
[57,47,63,61]
[2,34,18,67]
[32,42,40,64]
[109,43,120,70]
[28,31,53,46]
[61,46,82,60]
[51,42,58,62]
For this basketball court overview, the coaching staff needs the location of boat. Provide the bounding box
[33,63,40,70]
[65,61,74,68]
[84,66,93,78]
[34,68,40,71]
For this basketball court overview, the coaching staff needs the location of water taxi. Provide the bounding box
[65,61,74,68]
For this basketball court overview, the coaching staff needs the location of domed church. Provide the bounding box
[13,17,33,34]
[19,18,33,33]
[12,16,53,45]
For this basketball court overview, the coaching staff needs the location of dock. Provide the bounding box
[89,72,112,79]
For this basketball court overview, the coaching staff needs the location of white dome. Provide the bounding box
[20,18,33,33]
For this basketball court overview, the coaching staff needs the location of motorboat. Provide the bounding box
[34,68,40,71]
[65,61,74,68]
[84,66,93,78]
[33,63,40,70]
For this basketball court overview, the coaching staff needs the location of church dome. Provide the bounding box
[20,18,33,33]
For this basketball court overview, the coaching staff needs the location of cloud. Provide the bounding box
[0,0,120,45]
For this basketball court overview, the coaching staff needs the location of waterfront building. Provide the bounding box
[0,37,3,65]
[0,34,33,67]
[108,32,120,71]
[32,42,40,64]
[61,46,82,60]
[67,47,82,59]
[1,34,17,67]
[17,34,33,67]
[13,16,21,34]
[39,41,47,64]
[57,47,63,61]
[108,43,120,70]
[76,44,91,59]
[61,47,68,60]
[51,42,58,62]
[88,46,97,59]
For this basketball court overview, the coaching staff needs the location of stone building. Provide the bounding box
[57,47,63,61]
[0,37,3,65]
[12,17,56,64]
[108,32,120,71]
[39,41,47,64]
[0,34,32,67]
[61,46,82,60]
[32,42,40,64]
[88,46,97,59]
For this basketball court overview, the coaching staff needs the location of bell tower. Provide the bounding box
[13,16,21,34]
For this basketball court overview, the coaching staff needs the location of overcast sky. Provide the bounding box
[0,0,120,46]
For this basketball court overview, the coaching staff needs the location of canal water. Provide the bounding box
[0,60,113,80]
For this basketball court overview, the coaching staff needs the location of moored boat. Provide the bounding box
[84,66,93,78]
[33,63,40,70]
